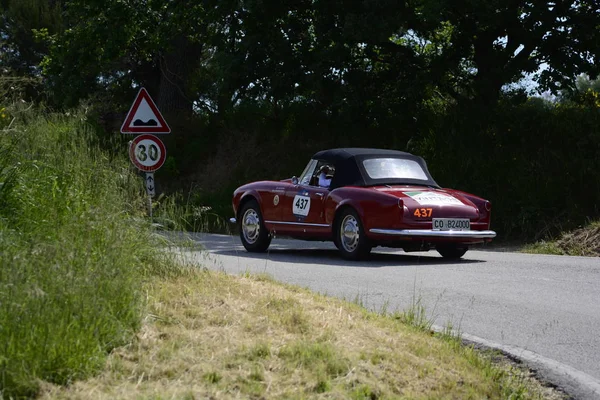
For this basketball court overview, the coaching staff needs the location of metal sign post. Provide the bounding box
[146,172,155,219]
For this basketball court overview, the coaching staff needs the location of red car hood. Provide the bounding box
[371,186,480,219]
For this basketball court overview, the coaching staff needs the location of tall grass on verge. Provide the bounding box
[151,193,230,234]
[0,105,173,398]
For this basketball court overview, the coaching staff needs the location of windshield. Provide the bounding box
[362,158,428,181]
[299,159,318,185]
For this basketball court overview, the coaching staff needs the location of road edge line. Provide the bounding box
[432,325,600,399]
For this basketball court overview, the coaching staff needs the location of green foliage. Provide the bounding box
[393,295,433,332]
[40,0,208,113]
[0,0,62,101]
[4,0,600,111]
[407,0,600,102]
[0,104,172,397]
[0,106,10,129]
[203,371,222,384]
[575,75,600,94]
[0,0,62,69]
[522,241,564,256]
[412,96,600,240]
[279,341,349,379]
[159,90,600,243]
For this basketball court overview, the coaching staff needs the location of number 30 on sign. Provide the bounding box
[129,134,166,172]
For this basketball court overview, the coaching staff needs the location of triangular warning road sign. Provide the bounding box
[121,88,171,134]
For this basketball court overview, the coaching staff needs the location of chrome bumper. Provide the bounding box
[369,229,496,239]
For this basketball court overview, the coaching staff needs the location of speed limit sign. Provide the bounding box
[129,134,166,172]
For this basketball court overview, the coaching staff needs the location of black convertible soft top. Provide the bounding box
[311,148,440,189]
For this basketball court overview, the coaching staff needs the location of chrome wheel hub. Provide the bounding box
[242,209,260,244]
[340,215,359,253]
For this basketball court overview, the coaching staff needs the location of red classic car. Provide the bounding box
[231,148,496,260]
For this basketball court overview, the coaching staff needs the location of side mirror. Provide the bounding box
[292,176,299,185]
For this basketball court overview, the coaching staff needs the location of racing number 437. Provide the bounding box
[295,197,308,210]
[414,208,432,218]
[292,195,311,216]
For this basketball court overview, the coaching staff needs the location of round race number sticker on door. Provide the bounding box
[129,134,166,172]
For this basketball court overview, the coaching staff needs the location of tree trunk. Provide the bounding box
[472,72,503,107]
[469,29,509,107]
[157,35,201,115]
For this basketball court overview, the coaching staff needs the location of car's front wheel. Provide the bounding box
[239,199,271,252]
[436,244,468,259]
[335,208,371,260]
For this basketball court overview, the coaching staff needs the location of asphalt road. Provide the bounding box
[179,233,600,399]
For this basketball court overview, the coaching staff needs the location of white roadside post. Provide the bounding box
[121,88,170,219]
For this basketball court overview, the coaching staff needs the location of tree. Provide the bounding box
[205,0,431,137]
[42,0,208,115]
[405,0,600,105]
[575,74,600,93]
[40,0,600,119]
[0,0,62,100]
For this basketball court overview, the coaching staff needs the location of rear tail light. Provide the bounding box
[485,201,492,211]
[398,199,403,209]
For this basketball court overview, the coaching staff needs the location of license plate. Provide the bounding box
[432,218,470,231]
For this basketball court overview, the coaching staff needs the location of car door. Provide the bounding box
[279,161,330,234]
[287,185,328,223]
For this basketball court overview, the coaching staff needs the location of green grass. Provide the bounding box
[522,240,564,255]
[37,271,562,399]
[0,104,178,397]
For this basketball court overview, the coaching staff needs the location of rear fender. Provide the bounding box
[328,188,403,233]
[448,189,492,226]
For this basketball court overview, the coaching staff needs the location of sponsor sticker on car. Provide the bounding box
[404,191,463,206]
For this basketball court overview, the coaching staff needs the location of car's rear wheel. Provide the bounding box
[239,200,271,252]
[436,244,468,259]
[335,208,371,260]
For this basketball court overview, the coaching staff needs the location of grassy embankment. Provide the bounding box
[0,105,180,398]
[1,106,561,399]
[40,271,561,399]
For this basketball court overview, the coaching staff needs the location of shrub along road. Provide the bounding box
[179,233,600,399]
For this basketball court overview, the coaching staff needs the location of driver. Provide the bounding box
[318,165,332,188]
